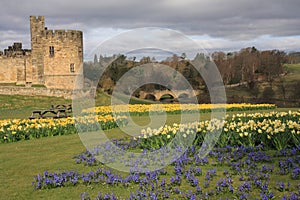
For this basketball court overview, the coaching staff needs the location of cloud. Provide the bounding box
[0,0,300,58]
[0,30,30,51]
[87,28,202,59]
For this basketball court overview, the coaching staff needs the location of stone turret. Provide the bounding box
[30,16,45,83]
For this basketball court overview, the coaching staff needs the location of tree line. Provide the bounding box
[84,47,293,91]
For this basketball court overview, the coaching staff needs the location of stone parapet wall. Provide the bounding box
[0,86,85,99]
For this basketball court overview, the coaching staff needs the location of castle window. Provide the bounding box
[49,46,54,57]
[70,63,75,73]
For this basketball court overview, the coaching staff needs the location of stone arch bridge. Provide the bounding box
[139,89,201,101]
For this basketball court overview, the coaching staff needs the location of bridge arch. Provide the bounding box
[159,93,175,101]
[154,90,176,101]
[144,93,156,101]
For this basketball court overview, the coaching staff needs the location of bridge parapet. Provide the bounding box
[139,89,201,101]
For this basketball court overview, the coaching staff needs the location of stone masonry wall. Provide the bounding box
[0,57,25,84]
[0,16,84,96]
[0,86,79,99]
[42,30,83,89]
[30,16,45,84]
[30,16,83,90]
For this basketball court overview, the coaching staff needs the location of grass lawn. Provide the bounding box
[1,113,206,199]
[283,63,300,83]
[1,108,300,199]
[1,124,299,199]
[284,63,300,74]
[0,90,154,120]
[0,134,87,199]
[0,94,72,119]
[0,93,299,199]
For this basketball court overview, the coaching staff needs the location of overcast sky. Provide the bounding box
[1,0,300,60]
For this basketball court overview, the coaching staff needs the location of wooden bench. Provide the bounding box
[50,104,72,113]
[29,104,72,119]
[29,110,43,119]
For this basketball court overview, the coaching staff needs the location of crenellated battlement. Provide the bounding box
[30,16,44,22]
[30,16,83,43]
[0,43,31,58]
[42,29,83,40]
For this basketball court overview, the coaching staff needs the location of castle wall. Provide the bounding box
[25,53,34,83]
[42,29,83,89]
[0,56,26,84]
[30,16,84,89]
[0,16,84,93]
[44,74,83,89]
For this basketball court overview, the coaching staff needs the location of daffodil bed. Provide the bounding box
[138,110,300,151]
[0,115,128,143]
[0,103,276,144]
[84,103,276,116]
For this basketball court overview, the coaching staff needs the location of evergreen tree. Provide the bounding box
[94,54,98,64]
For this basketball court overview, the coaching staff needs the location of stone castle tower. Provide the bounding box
[0,16,83,90]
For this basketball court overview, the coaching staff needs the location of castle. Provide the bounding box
[0,16,83,90]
